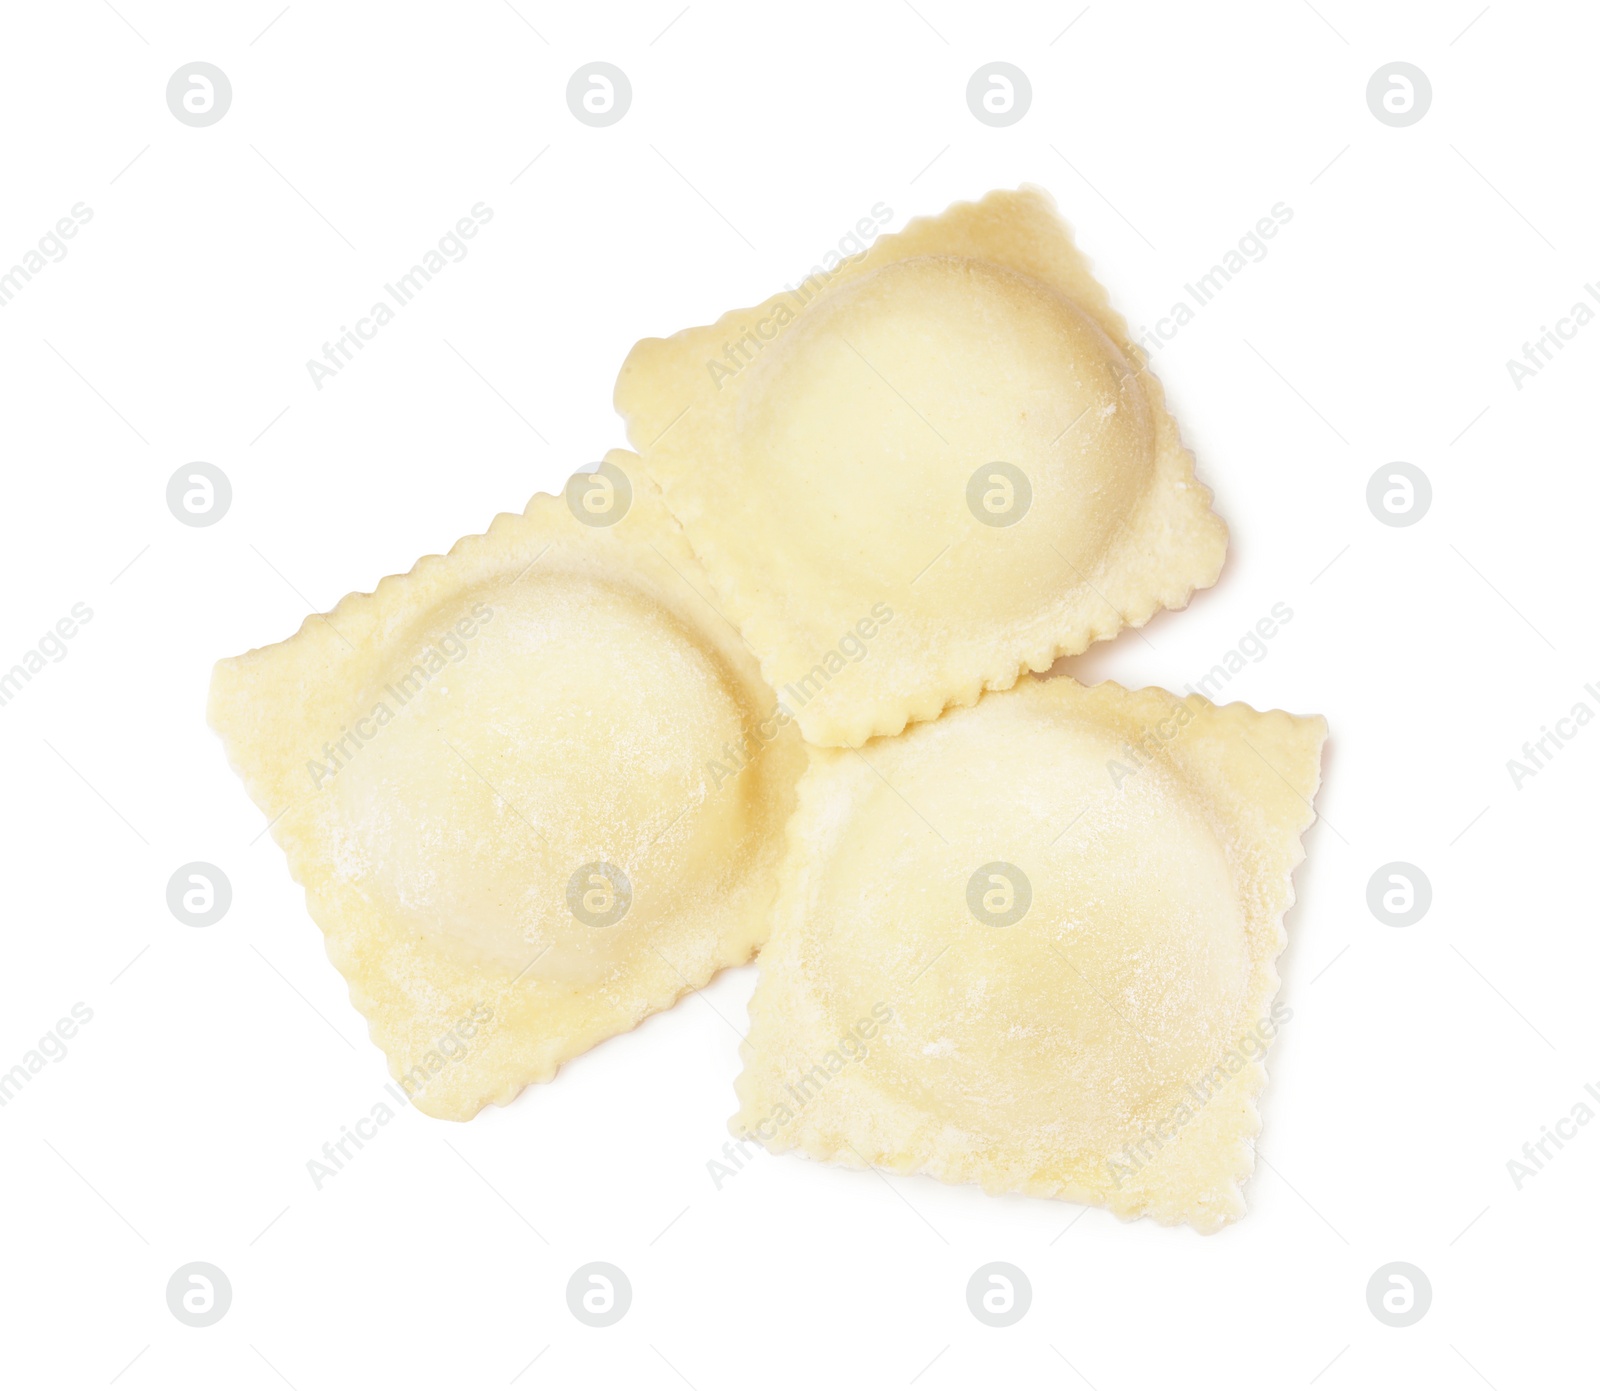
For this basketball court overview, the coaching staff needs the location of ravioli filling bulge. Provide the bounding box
[330,568,760,986]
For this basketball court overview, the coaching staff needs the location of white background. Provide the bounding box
[1,1,1595,1386]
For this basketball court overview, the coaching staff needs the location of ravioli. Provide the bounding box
[210,453,804,1120]
[730,675,1324,1232]
[615,187,1228,748]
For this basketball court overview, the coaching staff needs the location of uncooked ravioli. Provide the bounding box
[615,187,1229,748]
[210,452,804,1119]
[729,675,1324,1232]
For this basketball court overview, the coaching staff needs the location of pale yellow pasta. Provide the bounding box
[210,453,804,1119]
[616,188,1228,747]
[731,675,1324,1232]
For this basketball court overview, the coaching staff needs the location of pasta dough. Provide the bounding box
[730,675,1324,1232]
[615,187,1228,748]
[210,453,804,1120]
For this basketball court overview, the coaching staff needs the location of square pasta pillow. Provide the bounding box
[211,454,804,1119]
[730,675,1325,1232]
[615,187,1228,747]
